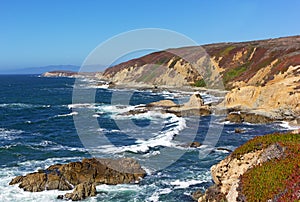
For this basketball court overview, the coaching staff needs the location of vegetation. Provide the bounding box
[222,65,247,84]
[232,132,300,158]
[235,132,300,201]
[193,78,206,87]
[218,45,236,56]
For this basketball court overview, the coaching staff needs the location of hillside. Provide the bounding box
[102,35,300,121]
[194,131,300,202]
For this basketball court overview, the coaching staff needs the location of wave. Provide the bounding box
[67,103,96,109]
[125,114,186,153]
[0,103,51,109]
[0,128,23,141]
[55,112,78,117]
[278,121,300,130]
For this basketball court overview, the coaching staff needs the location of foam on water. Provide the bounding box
[0,103,51,109]
[278,121,300,130]
[0,128,24,141]
[55,111,78,117]
[121,114,186,153]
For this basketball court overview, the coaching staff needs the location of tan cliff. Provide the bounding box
[101,35,300,121]
[195,132,300,202]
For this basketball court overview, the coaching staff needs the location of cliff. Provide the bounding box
[103,35,300,88]
[102,35,300,121]
[42,71,81,78]
[194,132,300,202]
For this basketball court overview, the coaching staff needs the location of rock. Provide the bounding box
[63,182,96,201]
[234,128,244,133]
[189,142,202,148]
[183,93,205,108]
[147,100,178,108]
[191,190,203,201]
[200,143,287,201]
[226,111,273,124]
[257,143,285,164]
[226,113,242,123]
[291,129,300,134]
[10,158,146,193]
[167,106,211,117]
[198,185,226,202]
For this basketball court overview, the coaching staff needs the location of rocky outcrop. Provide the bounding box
[167,93,211,116]
[196,143,285,202]
[123,93,211,117]
[223,64,300,121]
[59,182,97,201]
[226,111,273,124]
[10,158,146,200]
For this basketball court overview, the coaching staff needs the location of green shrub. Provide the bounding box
[193,78,206,87]
[219,45,236,56]
[223,65,247,84]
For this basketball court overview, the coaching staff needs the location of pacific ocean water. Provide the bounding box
[0,75,291,201]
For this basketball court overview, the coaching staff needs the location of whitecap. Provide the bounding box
[170,179,207,189]
[0,128,23,141]
[55,111,78,117]
[278,121,300,130]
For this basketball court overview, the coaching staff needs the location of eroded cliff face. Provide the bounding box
[223,65,300,119]
[102,35,300,120]
[103,36,300,88]
[196,132,300,202]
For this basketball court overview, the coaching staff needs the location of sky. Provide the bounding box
[0,0,299,71]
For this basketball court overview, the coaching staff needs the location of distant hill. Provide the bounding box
[0,65,80,74]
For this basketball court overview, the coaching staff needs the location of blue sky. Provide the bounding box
[0,0,299,70]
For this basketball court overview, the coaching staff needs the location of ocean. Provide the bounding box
[0,75,291,201]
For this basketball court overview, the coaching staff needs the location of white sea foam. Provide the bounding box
[33,140,87,152]
[55,111,78,117]
[120,114,187,153]
[0,103,50,109]
[0,128,23,141]
[0,157,84,202]
[170,179,207,189]
[96,184,141,192]
[278,121,300,130]
[67,103,96,109]
[147,188,173,202]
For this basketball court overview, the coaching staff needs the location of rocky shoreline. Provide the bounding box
[192,132,300,202]
[10,158,146,201]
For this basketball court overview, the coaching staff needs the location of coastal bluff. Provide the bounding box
[193,132,300,202]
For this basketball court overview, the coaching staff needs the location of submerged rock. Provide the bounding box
[10,158,146,200]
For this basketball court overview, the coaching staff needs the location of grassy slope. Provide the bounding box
[232,133,300,201]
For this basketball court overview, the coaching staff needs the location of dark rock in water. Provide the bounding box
[63,182,96,201]
[191,189,203,201]
[57,195,64,199]
[9,158,146,194]
[167,107,211,117]
[189,142,202,148]
[198,184,227,202]
[226,112,273,124]
[234,128,244,133]
[226,113,242,123]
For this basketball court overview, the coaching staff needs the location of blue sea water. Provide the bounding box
[0,75,290,201]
